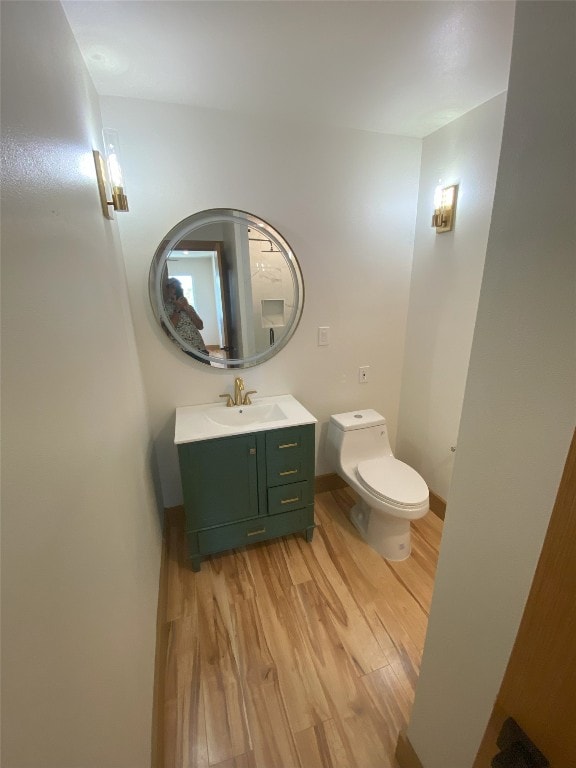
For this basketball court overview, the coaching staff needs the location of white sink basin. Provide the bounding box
[175,394,317,444]
[204,401,287,427]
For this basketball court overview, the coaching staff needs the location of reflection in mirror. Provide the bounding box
[150,210,304,368]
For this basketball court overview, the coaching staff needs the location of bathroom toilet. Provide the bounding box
[326,410,429,561]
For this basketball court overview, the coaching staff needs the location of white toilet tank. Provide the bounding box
[326,409,393,474]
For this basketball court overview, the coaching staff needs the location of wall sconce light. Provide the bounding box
[432,184,458,233]
[93,128,129,219]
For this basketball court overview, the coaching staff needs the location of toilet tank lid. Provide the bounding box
[330,409,386,431]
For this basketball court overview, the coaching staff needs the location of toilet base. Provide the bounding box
[350,500,411,561]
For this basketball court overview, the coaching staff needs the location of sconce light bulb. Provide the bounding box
[107,152,124,188]
[433,184,444,210]
[442,186,454,207]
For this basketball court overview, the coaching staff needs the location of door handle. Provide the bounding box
[492,718,549,768]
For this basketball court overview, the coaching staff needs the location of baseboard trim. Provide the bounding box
[395,730,424,768]
[315,472,348,494]
[429,490,446,520]
[164,504,185,527]
[151,516,172,767]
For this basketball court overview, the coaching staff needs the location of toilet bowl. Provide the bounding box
[326,409,429,561]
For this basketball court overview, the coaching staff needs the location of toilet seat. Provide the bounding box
[356,456,428,508]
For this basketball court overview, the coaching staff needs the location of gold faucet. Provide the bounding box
[219,377,257,407]
[233,377,244,406]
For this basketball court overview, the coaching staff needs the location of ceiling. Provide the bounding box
[62,0,515,139]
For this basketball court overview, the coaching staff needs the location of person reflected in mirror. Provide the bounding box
[163,277,210,357]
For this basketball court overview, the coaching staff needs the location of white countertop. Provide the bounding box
[174,394,317,444]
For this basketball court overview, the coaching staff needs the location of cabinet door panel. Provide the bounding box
[178,435,259,528]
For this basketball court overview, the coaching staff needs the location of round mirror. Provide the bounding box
[149,209,304,368]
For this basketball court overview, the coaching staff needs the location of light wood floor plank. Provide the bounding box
[314,491,430,667]
[278,533,312,586]
[209,752,256,768]
[196,568,251,764]
[297,523,390,675]
[294,577,377,717]
[232,596,302,767]
[246,544,331,733]
[163,697,178,768]
[157,488,442,767]
[361,664,414,738]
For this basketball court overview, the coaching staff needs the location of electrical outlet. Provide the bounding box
[359,365,369,383]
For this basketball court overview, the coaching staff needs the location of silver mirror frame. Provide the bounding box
[149,209,304,368]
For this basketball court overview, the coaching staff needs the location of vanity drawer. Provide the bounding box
[267,458,306,486]
[267,481,310,515]
[265,425,314,486]
[194,507,313,555]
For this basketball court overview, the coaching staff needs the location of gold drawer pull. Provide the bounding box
[279,469,298,476]
[279,442,298,449]
[281,497,300,505]
[247,528,266,537]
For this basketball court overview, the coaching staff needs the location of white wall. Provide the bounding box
[406,2,576,766]
[396,94,507,499]
[101,96,422,506]
[1,3,162,766]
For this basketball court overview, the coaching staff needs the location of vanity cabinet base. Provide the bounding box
[178,424,316,572]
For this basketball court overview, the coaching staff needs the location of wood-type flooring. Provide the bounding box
[158,486,443,768]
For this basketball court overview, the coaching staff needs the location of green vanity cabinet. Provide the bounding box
[178,423,315,571]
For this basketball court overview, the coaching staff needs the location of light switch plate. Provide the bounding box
[318,326,330,346]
